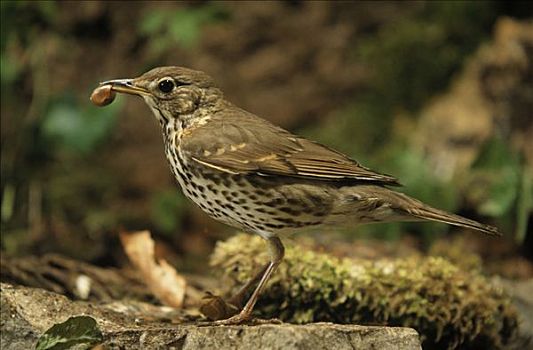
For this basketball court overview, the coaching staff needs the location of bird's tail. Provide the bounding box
[404,205,501,236]
[346,186,501,236]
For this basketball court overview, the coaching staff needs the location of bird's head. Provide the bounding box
[100,66,222,125]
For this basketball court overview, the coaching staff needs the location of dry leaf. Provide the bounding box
[119,230,186,308]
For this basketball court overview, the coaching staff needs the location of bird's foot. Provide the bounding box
[197,312,282,326]
[212,311,252,325]
[197,292,281,326]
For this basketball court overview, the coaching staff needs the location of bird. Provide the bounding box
[93,66,500,325]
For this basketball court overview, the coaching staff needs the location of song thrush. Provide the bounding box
[93,66,500,325]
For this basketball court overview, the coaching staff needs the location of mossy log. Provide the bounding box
[210,234,518,350]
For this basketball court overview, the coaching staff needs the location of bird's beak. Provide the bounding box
[99,79,150,96]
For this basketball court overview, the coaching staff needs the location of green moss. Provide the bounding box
[211,234,518,350]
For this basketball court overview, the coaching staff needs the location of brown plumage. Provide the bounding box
[94,66,500,324]
[182,104,401,185]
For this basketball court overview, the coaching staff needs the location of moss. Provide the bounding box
[428,237,484,272]
[210,234,518,350]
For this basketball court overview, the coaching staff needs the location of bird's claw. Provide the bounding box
[196,313,282,326]
[212,312,252,325]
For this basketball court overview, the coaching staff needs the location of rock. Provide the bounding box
[497,278,533,348]
[109,323,422,350]
[0,283,421,350]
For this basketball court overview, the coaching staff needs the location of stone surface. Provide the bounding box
[0,283,421,350]
[498,278,533,348]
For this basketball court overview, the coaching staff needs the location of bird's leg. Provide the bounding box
[213,236,285,325]
[226,263,270,308]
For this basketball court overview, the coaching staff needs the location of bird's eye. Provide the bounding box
[158,79,175,93]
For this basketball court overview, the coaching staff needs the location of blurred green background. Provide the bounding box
[1,1,532,272]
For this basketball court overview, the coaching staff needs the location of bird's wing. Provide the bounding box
[181,109,400,186]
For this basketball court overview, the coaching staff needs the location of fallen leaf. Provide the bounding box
[35,315,103,350]
[199,291,240,320]
[119,230,186,308]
